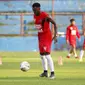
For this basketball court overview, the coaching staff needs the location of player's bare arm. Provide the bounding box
[66,40,69,45]
[42,16,57,43]
[83,28,85,36]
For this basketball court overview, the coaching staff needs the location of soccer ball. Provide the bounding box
[20,61,30,72]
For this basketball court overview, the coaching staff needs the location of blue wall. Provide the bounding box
[0,37,38,51]
[0,36,55,51]
[0,36,84,51]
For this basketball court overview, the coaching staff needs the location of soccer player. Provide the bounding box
[66,18,80,58]
[32,3,57,79]
[79,31,85,62]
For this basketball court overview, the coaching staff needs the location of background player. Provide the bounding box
[79,30,85,62]
[66,18,80,58]
[32,3,57,79]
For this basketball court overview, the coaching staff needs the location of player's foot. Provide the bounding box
[40,72,48,77]
[49,73,55,79]
[67,56,70,58]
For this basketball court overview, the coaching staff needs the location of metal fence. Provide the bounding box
[0,0,85,36]
[0,12,85,36]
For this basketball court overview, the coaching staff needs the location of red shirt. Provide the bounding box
[66,25,80,45]
[34,11,52,42]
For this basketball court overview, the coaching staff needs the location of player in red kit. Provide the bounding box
[32,3,57,79]
[79,30,85,62]
[66,18,80,58]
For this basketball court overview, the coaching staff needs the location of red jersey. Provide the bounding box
[34,11,52,40]
[66,25,80,46]
[34,11,52,53]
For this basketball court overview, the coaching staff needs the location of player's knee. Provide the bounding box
[44,52,50,55]
[40,52,50,56]
[40,53,44,56]
[72,46,76,50]
[40,55,44,59]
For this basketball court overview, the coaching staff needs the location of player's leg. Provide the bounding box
[79,50,84,62]
[67,46,73,58]
[40,51,55,79]
[39,46,48,77]
[79,39,85,61]
[72,45,78,58]
[42,52,54,79]
[43,43,55,79]
[40,53,48,77]
[39,41,55,79]
[39,42,49,77]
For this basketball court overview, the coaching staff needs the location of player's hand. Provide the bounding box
[83,31,85,36]
[52,34,57,44]
[66,40,69,45]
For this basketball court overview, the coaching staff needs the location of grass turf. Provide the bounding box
[0,51,85,85]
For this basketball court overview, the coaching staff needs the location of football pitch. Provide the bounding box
[0,51,85,85]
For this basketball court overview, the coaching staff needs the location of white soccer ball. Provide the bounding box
[20,61,30,72]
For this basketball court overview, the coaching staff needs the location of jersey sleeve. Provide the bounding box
[42,12,49,18]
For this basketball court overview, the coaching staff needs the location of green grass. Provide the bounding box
[0,51,85,85]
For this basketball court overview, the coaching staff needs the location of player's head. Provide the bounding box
[70,18,75,25]
[32,3,41,16]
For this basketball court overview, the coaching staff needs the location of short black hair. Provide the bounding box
[70,18,75,23]
[32,3,40,8]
